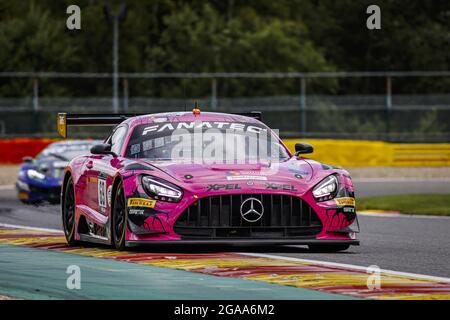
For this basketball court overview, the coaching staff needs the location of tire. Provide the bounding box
[62,176,77,246]
[308,244,350,253]
[112,181,127,250]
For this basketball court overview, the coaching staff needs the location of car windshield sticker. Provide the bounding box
[143,139,153,152]
[154,137,164,148]
[141,121,268,136]
[130,143,141,154]
[130,143,141,155]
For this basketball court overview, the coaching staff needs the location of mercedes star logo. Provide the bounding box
[240,197,264,223]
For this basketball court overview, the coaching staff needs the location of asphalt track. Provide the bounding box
[0,183,449,282]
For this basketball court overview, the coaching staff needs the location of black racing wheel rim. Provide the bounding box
[113,183,126,244]
[63,180,75,238]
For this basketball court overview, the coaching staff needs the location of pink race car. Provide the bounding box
[58,110,359,251]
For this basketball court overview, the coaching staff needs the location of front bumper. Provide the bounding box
[124,175,359,244]
[16,180,61,203]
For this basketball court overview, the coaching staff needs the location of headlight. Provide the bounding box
[27,169,46,181]
[141,176,183,202]
[312,175,339,201]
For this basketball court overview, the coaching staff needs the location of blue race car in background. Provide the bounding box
[16,140,99,204]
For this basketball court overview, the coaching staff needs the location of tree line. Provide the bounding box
[0,0,448,98]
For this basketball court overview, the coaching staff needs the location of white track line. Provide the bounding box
[0,222,62,234]
[358,211,450,219]
[241,252,450,283]
[2,222,450,284]
[0,185,14,191]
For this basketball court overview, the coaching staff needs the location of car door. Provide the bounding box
[85,125,128,215]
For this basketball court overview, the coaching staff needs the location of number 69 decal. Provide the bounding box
[98,178,107,210]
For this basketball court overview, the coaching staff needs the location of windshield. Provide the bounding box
[37,142,94,161]
[125,121,289,163]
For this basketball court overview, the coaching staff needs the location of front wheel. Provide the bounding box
[112,181,127,250]
[62,176,77,245]
[308,244,350,253]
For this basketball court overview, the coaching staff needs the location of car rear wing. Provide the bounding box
[57,111,262,138]
[234,112,262,121]
[57,113,144,138]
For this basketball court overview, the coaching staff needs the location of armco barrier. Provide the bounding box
[0,138,449,167]
[283,139,450,167]
[0,138,55,164]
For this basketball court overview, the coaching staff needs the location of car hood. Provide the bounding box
[138,158,317,194]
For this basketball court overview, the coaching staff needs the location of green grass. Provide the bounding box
[358,193,450,216]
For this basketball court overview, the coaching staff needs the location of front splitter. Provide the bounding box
[126,239,360,246]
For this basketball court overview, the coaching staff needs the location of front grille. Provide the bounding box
[29,185,60,195]
[174,194,322,239]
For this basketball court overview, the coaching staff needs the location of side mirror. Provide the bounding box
[295,143,313,156]
[90,144,117,157]
[22,156,33,163]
